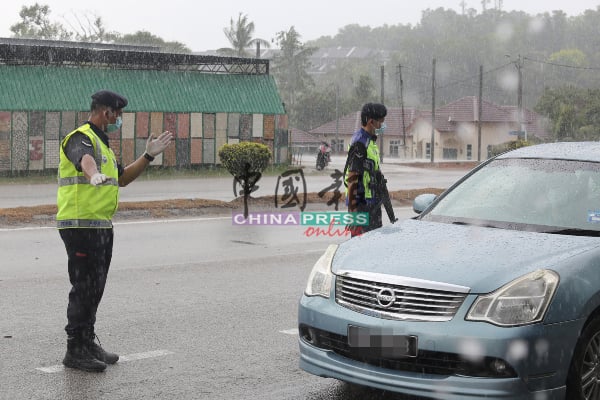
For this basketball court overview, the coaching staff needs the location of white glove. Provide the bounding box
[90,173,108,186]
[146,131,175,157]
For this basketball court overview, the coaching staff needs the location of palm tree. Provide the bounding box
[217,13,270,57]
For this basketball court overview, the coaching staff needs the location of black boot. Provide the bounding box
[86,333,119,365]
[63,335,107,372]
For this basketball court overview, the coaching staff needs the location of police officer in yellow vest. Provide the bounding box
[345,103,387,237]
[57,90,174,372]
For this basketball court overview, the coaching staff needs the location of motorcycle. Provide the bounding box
[316,142,331,170]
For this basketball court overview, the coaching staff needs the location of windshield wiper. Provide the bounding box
[543,228,600,237]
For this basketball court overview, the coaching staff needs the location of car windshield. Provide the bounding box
[421,157,600,234]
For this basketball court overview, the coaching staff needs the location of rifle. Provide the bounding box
[376,172,398,223]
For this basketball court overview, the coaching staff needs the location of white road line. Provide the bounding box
[280,328,299,335]
[35,349,174,374]
[0,216,231,232]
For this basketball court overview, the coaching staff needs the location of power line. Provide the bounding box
[523,56,600,71]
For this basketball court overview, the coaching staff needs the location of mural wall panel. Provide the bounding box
[177,113,190,139]
[252,114,263,138]
[0,112,10,139]
[176,139,190,167]
[121,139,135,166]
[190,113,202,138]
[203,139,215,164]
[150,112,163,137]
[30,112,44,137]
[191,139,203,164]
[190,138,202,165]
[45,140,59,168]
[228,113,240,138]
[77,112,88,126]
[240,114,252,140]
[12,112,28,171]
[164,113,177,135]
[136,112,149,138]
[61,112,76,139]
[135,139,146,160]
[264,115,275,140]
[122,113,135,139]
[0,140,9,171]
[46,112,60,140]
[29,136,44,170]
[203,114,215,139]
[163,140,176,167]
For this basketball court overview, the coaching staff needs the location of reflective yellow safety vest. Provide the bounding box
[56,124,119,229]
[344,133,380,202]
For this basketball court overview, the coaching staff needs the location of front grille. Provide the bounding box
[299,325,517,378]
[335,273,469,322]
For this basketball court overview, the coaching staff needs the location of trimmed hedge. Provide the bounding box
[218,142,272,178]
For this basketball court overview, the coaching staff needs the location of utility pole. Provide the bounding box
[380,65,385,162]
[478,65,483,162]
[506,54,525,141]
[335,84,339,153]
[397,65,407,158]
[430,58,436,163]
[516,55,525,141]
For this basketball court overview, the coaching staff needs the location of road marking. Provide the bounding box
[280,328,299,335]
[0,216,231,232]
[35,349,174,374]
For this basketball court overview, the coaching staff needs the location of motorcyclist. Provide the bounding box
[316,141,331,170]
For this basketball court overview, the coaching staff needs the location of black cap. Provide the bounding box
[91,90,128,109]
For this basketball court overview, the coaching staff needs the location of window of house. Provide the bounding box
[425,142,431,159]
[443,148,458,159]
[389,140,400,157]
[467,144,472,160]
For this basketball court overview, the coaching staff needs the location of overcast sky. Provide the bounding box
[1,1,599,51]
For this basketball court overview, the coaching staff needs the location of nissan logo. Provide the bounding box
[376,288,396,308]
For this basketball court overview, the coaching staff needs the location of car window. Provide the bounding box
[423,158,600,232]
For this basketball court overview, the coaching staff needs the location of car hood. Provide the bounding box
[332,219,600,293]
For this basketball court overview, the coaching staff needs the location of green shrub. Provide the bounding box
[218,142,272,178]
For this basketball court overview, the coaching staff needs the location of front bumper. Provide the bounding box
[298,294,582,400]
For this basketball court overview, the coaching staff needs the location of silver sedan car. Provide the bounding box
[298,142,600,400]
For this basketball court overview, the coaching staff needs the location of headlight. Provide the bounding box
[304,244,338,298]
[466,269,559,326]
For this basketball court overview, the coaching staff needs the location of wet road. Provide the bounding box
[0,156,471,208]
[1,209,430,400]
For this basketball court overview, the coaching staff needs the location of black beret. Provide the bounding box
[91,90,128,109]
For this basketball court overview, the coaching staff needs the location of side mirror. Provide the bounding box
[413,194,437,214]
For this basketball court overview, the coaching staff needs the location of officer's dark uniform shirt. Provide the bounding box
[347,128,378,205]
[63,122,124,176]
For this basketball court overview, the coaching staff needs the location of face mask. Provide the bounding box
[375,122,387,135]
[106,116,122,133]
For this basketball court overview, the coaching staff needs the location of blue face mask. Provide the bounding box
[375,122,387,135]
[106,116,122,133]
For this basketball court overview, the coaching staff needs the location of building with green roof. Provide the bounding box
[0,38,288,172]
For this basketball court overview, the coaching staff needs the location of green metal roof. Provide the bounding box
[0,65,285,114]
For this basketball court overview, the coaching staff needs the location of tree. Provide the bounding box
[61,12,116,43]
[218,13,270,57]
[535,86,600,140]
[10,3,71,40]
[272,27,316,126]
[113,31,191,53]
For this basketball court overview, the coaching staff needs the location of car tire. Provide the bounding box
[567,317,600,399]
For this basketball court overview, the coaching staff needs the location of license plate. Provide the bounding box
[348,325,418,358]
